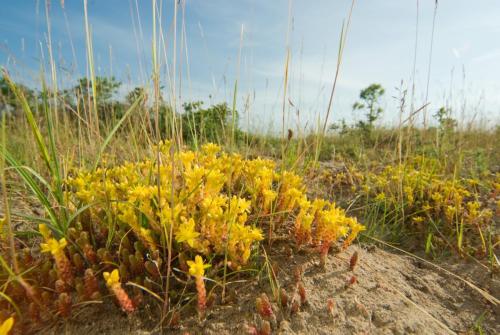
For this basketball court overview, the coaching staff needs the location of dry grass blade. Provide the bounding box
[126,281,164,304]
[2,70,52,173]
[92,93,144,170]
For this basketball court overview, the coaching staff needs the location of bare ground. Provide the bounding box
[41,243,499,335]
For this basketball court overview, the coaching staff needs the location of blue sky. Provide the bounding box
[1,0,499,131]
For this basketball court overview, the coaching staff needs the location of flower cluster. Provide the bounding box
[66,143,267,269]
[360,156,497,254]
[295,198,364,266]
[66,142,361,269]
[1,143,361,333]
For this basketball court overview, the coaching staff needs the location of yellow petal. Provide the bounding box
[40,243,50,253]
[188,255,209,277]
[58,238,67,249]
[39,224,51,239]
[0,317,14,335]
[110,269,120,283]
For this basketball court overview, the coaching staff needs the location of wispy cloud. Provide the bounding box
[471,48,500,64]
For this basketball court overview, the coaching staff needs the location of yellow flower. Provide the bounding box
[118,206,138,228]
[262,189,277,209]
[185,166,207,192]
[227,196,251,218]
[63,142,364,280]
[39,223,51,239]
[40,238,67,256]
[204,170,225,196]
[339,225,350,237]
[103,269,120,288]
[412,216,424,224]
[187,255,211,277]
[431,192,443,204]
[445,206,456,221]
[0,317,14,335]
[176,218,200,248]
[422,202,432,212]
[351,219,365,231]
[467,178,479,186]
[139,228,157,251]
[248,227,264,241]
[201,195,226,217]
[495,182,500,193]
[315,205,352,243]
[280,188,303,210]
[129,185,155,202]
[202,143,220,155]
[341,219,365,248]
[466,201,481,218]
[233,223,263,243]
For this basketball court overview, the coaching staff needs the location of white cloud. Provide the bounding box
[471,48,500,64]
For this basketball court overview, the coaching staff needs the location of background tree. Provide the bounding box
[126,86,146,106]
[0,76,36,116]
[73,76,122,123]
[182,101,238,145]
[433,106,457,155]
[353,83,385,143]
[74,77,121,104]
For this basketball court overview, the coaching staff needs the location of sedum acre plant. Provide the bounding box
[0,143,361,333]
[359,155,497,255]
[103,269,135,313]
[39,224,73,286]
[187,255,210,318]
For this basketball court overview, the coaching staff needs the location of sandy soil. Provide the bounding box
[41,243,499,335]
